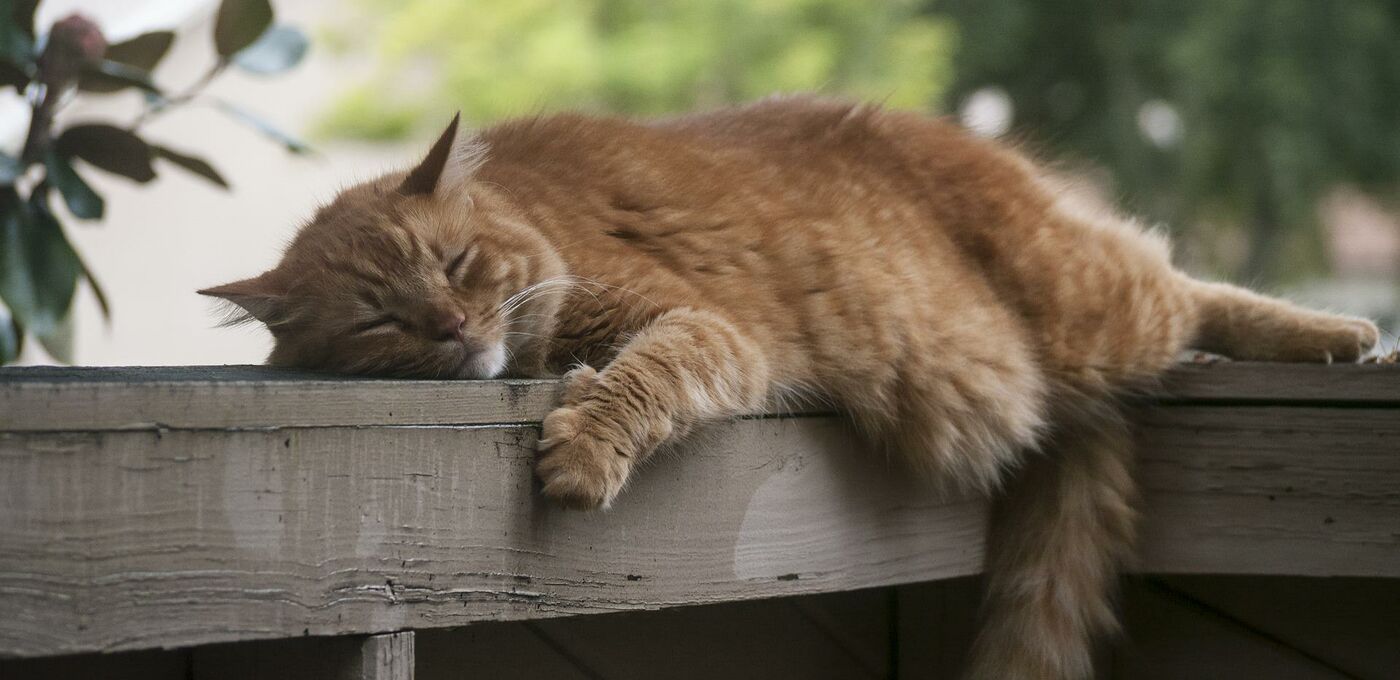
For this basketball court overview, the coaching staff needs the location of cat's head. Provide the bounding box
[200,115,564,378]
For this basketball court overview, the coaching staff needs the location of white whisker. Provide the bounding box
[497,275,589,317]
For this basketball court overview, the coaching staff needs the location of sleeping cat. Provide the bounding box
[200,96,1378,679]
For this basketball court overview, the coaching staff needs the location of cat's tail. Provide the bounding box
[962,404,1136,680]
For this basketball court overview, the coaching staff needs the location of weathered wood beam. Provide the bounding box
[0,363,1395,659]
[1135,405,1400,576]
[4,362,1396,433]
[1158,362,1400,405]
[0,417,985,657]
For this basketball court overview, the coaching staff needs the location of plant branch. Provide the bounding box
[131,60,227,131]
[19,82,56,164]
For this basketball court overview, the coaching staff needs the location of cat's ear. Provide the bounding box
[198,270,289,325]
[398,112,486,197]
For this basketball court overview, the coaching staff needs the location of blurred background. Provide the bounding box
[5,0,1399,366]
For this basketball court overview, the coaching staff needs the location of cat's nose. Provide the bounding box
[431,311,467,343]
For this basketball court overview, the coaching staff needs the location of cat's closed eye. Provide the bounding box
[445,250,469,281]
[353,316,406,334]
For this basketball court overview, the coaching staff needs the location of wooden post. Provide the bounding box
[360,633,414,680]
[190,632,414,680]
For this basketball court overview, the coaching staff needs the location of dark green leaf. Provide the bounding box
[0,30,32,69]
[27,193,81,362]
[0,150,21,184]
[36,307,72,362]
[0,0,35,67]
[213,100,312,154]
[233,24,308,75]
[0,188,82,342]
[45,152,104,219]
[10,0,37,40]
[55,124,157,183]
[0,0,36,92]
[106,31,175,71]
[214,0,273,58]
[0,303,20,364]
[79,60,163,95]
[151,144,230,189]
[74,247,109,320]
[0,58,27,93]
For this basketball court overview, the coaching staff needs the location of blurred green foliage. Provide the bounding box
[939,0,1400,283]
[318,0,955,139]
[325,0,1400,284]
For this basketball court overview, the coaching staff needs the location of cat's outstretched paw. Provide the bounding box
[1293,316,1380,363]
[536,405,632,510]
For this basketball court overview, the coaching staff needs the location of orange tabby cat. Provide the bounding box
[201,96,1378,679]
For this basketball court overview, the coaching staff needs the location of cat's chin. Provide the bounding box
[455,342,507,380]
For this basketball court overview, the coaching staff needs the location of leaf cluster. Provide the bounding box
[0,0,312,363]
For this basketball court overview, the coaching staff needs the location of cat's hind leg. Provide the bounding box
[1187,278,1380,362]
[856,304,1048,495]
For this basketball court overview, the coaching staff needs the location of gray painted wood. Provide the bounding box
[0,363,1396,662]
[1158,362,1400,405]
[0,418,984,658]
[361,632,414,680]
[4,362,1396,432]
[0,368,566,431]
[1134,406,1400,576]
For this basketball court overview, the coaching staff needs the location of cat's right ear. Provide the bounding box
[397,112,486,197]
[198,270,288,326]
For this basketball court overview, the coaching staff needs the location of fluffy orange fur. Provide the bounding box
[201,97,1379,679]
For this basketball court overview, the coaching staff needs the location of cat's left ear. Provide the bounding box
[398,112,485,197]
[197,269,289,326]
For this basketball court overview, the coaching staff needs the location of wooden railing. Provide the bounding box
[1,362,1397,677]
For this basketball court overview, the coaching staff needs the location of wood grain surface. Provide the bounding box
[0,362,1395,658]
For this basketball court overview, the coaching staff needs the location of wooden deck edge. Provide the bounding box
[2,362,1397,432]
[0,363,1396,657]
[1156,361,1400,405]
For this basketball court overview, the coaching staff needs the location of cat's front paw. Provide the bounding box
[536,406,633,510]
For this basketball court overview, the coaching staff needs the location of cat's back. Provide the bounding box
[473,97,1033,297]
[478,96,981,185]
[655,94,902,147]
[475,99,1027,369]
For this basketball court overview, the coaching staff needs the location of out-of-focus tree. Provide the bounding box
[935,0,1400,283]
[318,0,955,140]
[325,0,1400,286]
